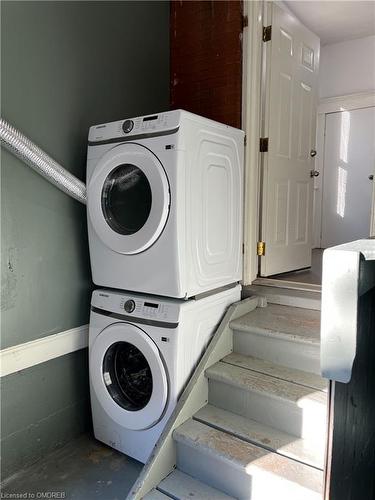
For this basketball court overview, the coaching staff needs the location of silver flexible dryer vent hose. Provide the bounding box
[0,118,87,205]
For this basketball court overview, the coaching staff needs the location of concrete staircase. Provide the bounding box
[144,302,328,500]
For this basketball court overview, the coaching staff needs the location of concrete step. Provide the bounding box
[230,303,321,374]
[206,361,327,440]
[195,404,325,470]
[244,285,321,310]
[158,469,235,499]
[222,352,328,392]
[174,419,323,500]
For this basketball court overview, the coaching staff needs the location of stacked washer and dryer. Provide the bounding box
[87,110,244,462]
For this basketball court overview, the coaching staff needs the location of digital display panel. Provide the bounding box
[144,302,158,309]
[143,115,158,122]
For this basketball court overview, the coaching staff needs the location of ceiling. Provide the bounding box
[284,1,375,45]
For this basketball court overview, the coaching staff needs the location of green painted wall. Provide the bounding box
[1,351,90,480]
[1,0,169,479]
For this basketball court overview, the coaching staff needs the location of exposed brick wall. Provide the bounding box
[170,0,243,128]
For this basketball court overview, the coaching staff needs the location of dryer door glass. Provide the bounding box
[102,164,152,235]
[88,143,170,254]
[102,341,153,411]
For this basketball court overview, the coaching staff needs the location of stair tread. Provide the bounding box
[206,361,327,405]
[230,303,320,344]
[158,469,235,499]
[174,419,323,493]
[143,489,172,499]
[244,285,321,310]
[195,404,324,470]
[223,352,327,392]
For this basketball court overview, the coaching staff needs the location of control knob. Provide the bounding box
[122,120,134,134]
[124,299,135,314]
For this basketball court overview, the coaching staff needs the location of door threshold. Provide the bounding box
[253,277,322,293]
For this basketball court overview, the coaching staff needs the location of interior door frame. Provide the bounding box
[313,91,375,248]
[241,0,264,285]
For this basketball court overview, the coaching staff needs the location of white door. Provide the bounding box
[321,107,375,248]
[260,4,320,276]
[88,143,170,255]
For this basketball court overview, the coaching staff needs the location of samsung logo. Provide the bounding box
[99,293,109,297]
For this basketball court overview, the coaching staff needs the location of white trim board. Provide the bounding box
[318,91,375,115]
[242,0,263,285]
[321,240,375,382]
[0,324,89,377]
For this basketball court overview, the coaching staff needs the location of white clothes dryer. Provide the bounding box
[86,110,244,298]
[89,285,241,463]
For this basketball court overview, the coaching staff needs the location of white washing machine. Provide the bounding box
[89,284,241,463]
[86,110,244,298]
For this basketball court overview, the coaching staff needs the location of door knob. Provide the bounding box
[310,170,320,178]
[310,149,317,157]
[369,174,374,180]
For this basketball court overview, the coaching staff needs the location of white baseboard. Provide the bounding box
[0,324,89,377]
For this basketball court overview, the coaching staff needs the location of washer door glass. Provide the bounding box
[90,322,168,430]
[102,341,153,411]
[88,143,170,255]
[102,165,152,236]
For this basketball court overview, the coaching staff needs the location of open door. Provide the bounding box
[260,3,320,276]
[371,163,375,238]
[320,107,375,247]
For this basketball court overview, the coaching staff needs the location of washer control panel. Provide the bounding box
[88,110,181,143]
[92,289,181,324]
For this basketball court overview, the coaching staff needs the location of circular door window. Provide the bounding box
[102,341,153,411]
[90,322,168,430]
[88,143,170,255]
[101,164,152,235]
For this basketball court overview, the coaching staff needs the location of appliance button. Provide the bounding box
[124,299,135,314]
[122,120,134,134]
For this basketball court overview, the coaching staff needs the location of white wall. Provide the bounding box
[319,35,375,98]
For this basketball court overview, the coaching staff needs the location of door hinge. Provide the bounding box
[242,15,248,29]
[257,241,265,256]
[263,25,272,42]
[244,134,247,146]
[259,137,269,152]
[242,243,245,254]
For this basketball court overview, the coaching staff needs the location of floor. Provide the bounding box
[1,434,143,500]
[270,249,324,286]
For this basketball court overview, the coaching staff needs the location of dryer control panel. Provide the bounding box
[88,110,181,143]
[91,289,181,324]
